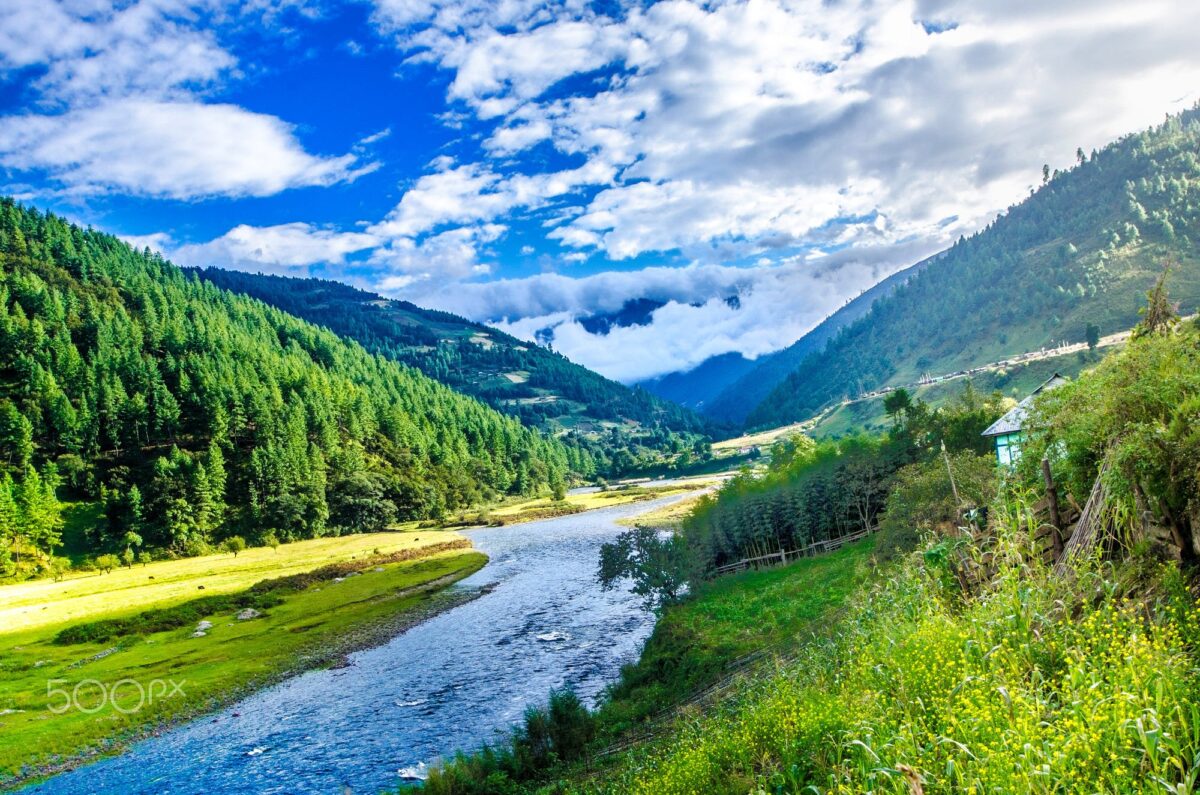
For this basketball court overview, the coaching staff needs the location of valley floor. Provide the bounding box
[0,481,725,790]
[0,532,485,788]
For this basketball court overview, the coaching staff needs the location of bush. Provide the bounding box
[53,591,285,645]
[422,688,596,794]
[181,538,211,558]
[594,534,1200,794]
[222,536,247,557]
[1020,321,1200,560]
[875,452,997,560]
[95,554,119,573]
[49,556,71,582]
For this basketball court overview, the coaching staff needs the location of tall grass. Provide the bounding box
[593,531,1200,794]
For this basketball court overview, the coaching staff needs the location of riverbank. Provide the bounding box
[417,537,878,793]
[17,492,691,795]
[0,536,486,790]
[443,481,717,528]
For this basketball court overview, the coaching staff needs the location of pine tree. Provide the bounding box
[0,402,33,474]
[0,473,17,567]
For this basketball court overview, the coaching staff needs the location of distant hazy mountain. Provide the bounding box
[699,255,938,425]
[638,352,758,410]
[745,108,1200,430]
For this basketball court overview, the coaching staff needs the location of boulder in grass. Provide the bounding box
[236,608,261,621]
[191,630,207,638]
[196,620,213,631]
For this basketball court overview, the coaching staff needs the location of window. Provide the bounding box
[995,432,1023,466]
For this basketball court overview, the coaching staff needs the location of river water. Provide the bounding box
[25,495,689,795]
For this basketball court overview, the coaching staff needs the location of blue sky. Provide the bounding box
[2,0,1199,382]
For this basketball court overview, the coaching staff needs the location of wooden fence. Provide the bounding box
[713,526,875,576]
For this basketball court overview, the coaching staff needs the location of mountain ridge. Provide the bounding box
[745,108,1200,429]
[193,269,723,467]
[698,253,939,424]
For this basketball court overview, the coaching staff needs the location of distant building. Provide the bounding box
[982,373,1069,466]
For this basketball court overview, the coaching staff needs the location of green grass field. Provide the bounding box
[583,537,1200,794]
[1,530,467,636]
[483,483,705,524]
[597,538,877,737]
[0,531,483,786]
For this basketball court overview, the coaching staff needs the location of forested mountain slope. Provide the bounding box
[195,270,718,464]
[747,108,1200,429]
[0,200,586,561]
[700,255,936,425]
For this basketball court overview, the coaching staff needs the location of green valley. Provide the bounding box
[0,200,590,578]
[3,10,1199,794]
[193,269,719,474]
[415,284,1200,794]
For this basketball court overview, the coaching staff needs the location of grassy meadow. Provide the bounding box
[587,542,1200,795]
[0,531,484,786]
[596,538,878,736]
[2,530,468,635]
[481,482,707,525]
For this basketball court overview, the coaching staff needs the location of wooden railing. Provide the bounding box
[713,526,875,575]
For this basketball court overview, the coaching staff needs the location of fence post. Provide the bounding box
[1041,457,1064,561]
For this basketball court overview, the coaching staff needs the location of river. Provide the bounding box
[24,494,691,795]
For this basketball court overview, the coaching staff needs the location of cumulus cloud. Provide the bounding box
[370,159,612,238]
[0,1,377,201]
[370,223,504,282]
[171,223,380,273]
[0,100,374,199]
[0,0,235,104]
[342,0,1200,381]
[369,0,1200,266]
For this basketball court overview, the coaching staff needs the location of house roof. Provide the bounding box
[982,373,1068,437]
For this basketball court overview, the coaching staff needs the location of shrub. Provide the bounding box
[49,556,71,582]
[53,591,285,645]
[595,537,1200,794]
[422,689,596,794]
[875,452,997,559]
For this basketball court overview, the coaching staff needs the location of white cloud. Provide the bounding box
[443,19,629,115]
[171,223,380,273]
[372,223,505,282]
[0,0,235,104]
[425,239,941,382]
[0,100,375,199]
[0,1,377,202]
[369,159,612,238]
[370,0,1200,269]
[119,231,175,253]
